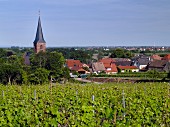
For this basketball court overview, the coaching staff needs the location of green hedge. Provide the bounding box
[91,72,168,79]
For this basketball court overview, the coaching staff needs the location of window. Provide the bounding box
[40,45,43,50]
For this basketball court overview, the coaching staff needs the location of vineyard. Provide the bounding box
[0,83,170,126]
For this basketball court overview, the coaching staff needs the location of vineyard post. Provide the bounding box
[2,90,4,99]
[20,86,22,95]
[92,95,95,103]
[34,90,36,100]
[122,90,126,118]
[76,90,78,100]
[6,85,8,93]
[135,86,137,93]
[92,95,95,114]
[168,83,170,97]
[75,90,78,108]
[50,76,52,95]
[144,86,146,95]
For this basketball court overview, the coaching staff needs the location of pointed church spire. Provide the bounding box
[33,12,46,53]
[33,15,46,44]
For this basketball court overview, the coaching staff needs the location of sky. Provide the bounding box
[0,0,170,47]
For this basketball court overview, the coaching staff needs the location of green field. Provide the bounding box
[0,83,170,126]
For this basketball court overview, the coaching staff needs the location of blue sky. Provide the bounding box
[0,0,170,47]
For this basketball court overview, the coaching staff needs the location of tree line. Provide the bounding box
[0,49,69,85]
[1,47,170,85]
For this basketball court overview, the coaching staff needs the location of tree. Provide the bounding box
[45,52,65,79]
[0,63,21,85]
[110,48,133,58]
[20,70,29,85]
[0,48,7,58]
[0,51,26,85]
[110,48,124,58]
[7,55,24,66]
[97,52,104,60]
[61,67,70,79]
[30,51,66,81]
[30,51,47,70]
[147,70,160,79]
[69,50,91,63]
[28,68,49,85]
[58,67,70,83]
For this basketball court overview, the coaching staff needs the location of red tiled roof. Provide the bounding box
[99,58,116,64]
[118,66,138,70]
[106,63,118,73]
[66,59,83,69]
[71,66,81,71]
[71,66,87,72]
[162,54,170,60]
[77,68,86,72]
[151,54,162,60]
[103,63,112,68]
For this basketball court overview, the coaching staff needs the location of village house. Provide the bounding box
[118,66,139,73]
[147,60,170,72]
[131,54,150,70]
[91,62,106,74]
[99,58,116,64]
[150,54,162,61]
[66,59,82,69]
[133,58,150,70]
[105,63,118,74]
[115,61,132,66]
[67,53,170,76]
[66,59,90,75]
[99,58,118,74]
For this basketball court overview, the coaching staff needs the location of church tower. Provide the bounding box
[33,15,46,53]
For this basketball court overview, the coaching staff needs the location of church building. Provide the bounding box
[33,16,46,53]
[24,15,47,65]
